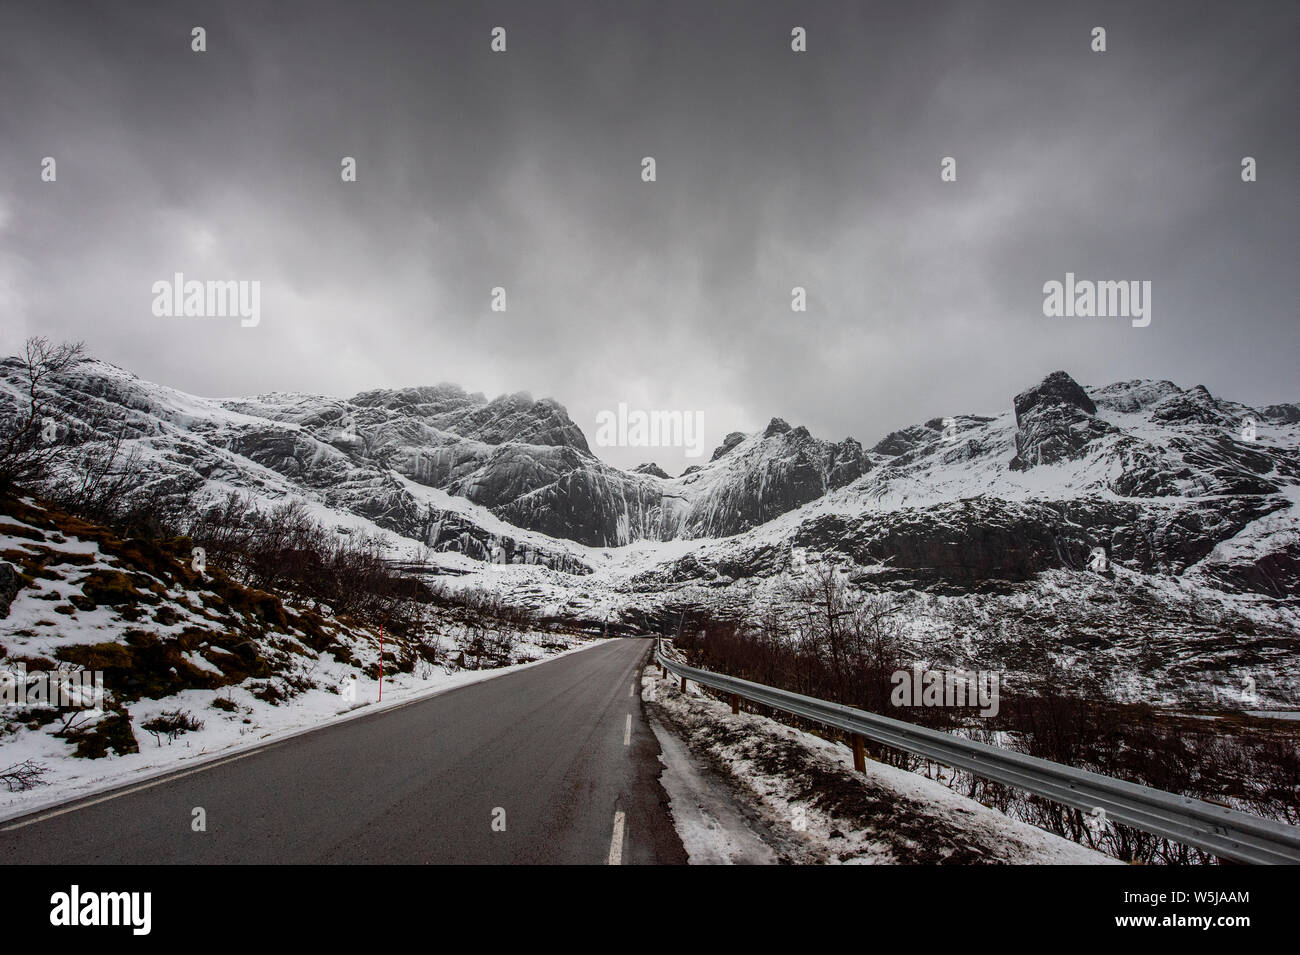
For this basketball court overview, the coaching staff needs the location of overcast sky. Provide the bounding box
[1,0,1296,472]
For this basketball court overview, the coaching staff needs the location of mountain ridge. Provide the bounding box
[2,356,1297,596]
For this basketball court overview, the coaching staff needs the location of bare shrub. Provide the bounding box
[140,708,204,746]
[0,759,49,792]
[0,337,85,492]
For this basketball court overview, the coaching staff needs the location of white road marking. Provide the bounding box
[629,681,635,697]
[624,713,632,746]
[608,810,626,865]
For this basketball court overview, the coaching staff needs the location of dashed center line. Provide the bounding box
[608,810,626,865]
[623,713,632,746]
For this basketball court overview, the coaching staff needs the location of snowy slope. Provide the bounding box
[4,356,1298,707]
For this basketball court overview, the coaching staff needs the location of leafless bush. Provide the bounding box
[44,417,155,525]
[0,759,50,792]
[456,625,490,669]
[487,626,519,664]
[140,708,204,746]
[180,493,422,634]
[1249,731,1300,825]
[0,337,85,493]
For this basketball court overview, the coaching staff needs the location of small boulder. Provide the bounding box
[0,562,19,618]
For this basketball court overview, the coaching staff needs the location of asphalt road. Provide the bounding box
[0,637,687,864]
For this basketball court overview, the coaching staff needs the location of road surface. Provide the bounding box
[0,637,687,864]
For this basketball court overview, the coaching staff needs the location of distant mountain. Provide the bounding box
[642,369,1299,598]
[4,355,1298,707]
[0,358,869,549]
[2,356,1297,600]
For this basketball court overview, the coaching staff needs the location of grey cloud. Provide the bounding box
[1,0,1295,473]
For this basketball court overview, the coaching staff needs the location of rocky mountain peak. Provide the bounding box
[1013,370,1097,420]
[710,431,747,462]
[351,382,482,416]
[1091,379,1182,413]
[763,417,792,438]
[1150,384,1231,427]
[1010,371,1109,471]
[1261,403,1300,424]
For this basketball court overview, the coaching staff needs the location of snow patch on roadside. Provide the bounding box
[647,703,779,865]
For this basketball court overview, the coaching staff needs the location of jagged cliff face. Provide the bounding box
[1009,370,1112,470]
[0,359,869,550]
[660,418,866,539]
[632,370,1300,601]
[2,358,1297,604]
[0,360,595,572]
[226,381,867,546]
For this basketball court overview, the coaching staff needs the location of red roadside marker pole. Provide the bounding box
[379,624,384,702]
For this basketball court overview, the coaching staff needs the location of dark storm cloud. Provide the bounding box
[1,0,1296,472]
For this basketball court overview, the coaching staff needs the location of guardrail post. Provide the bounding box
[681,674,687,693]
[730,693,740,715]
[852,733,867,773]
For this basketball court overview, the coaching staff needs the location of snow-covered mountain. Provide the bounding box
[0,356,871,551]
[664,369,1300,596]
[3,355,1298,708]
[227,381,869,547]
[4,357,1297,591]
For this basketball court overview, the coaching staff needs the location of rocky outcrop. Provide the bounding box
[710,432,746,462]
[417,509,592,574]
[673,425,868,538]
[1261,403,1300,424]
[0,562,19,618]
[496,468,667,546]
[352,385,591,451]
[872,424,934,457]
[650,494,1292,595]
[1149,385,1232,427]
[1009,371,1113,470]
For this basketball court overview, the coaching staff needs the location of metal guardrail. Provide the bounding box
[653,644,1300,865]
